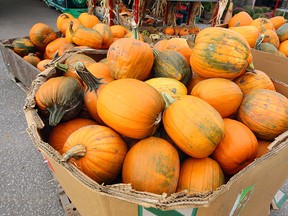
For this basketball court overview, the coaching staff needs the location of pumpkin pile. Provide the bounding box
[228,11,288,57]
[33,26,288,197]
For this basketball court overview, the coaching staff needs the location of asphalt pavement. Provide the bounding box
[0,1,287,216]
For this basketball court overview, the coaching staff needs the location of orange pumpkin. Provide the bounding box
[110,25,128,39]
[233,70,275,94]
[29,23,56,51]
[78,12,99,28]
[97,79,165,139]
[163,95,225,158]
[49,118,97,154]
[255,140,271,158]
[92,23,114,49]
[229,26,260,48]
[228,11,253,27]
[237,89,288,140]
[177,157,225,194]
[44,38,67,59]
[269,16,287,30]
[165,38,192,62]
[57,42,75,56]
[65,21,82,43]
[191,78,243,118]
[179,27,189,36]
[163,26,175,35]
[278,40,288,57]
[153,39,169,52]
[122,137,180,195]
[56,13,74,34]
[62,125,128,184]
[36,59,51,71]
[124,31,144,41]
[262,29,280,48]
[186,72,207,94]
[249,18,275,33]
[23,53,41,67]
[212,118,258,175]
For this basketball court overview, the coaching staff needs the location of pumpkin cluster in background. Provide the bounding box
[228,11,288,57]
[31,24,288,198]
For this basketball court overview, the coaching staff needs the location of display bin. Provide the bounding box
[23,56,288,215]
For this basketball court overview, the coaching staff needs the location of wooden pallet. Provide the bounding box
[58,185,81,216]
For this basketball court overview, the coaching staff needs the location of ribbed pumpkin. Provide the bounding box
[249,18,274,33]
[145,77,188,99]
[23,53,41,67]
[122,137,180,195]
[107,38,154,80]
[278,40,288,57]
[163,95,225,158]
[37,59,51,71]
[78,12,99,28]
[228,26,260,48]
[65,21,82,43]
[228,11,253,27]
[212,118,258,175]
[190,27,250,79]
[109,25,128,39]
[44,38,67,59]
[97,79,165,139]
[176,157,225,194]
[191,78,243,118]
[255,140,271,158]
[256,42,282,55]
[62,125,128,184]
[269,16,287,30]
[234,70,275,94]
[29,23,56,51]
[262,29,280,48]
[92,23,113,49]
[165,38,193,62]
[49,118,97,154]
[8,38,36,57]
[56,13,74,34]
[237,89,288,140]
[152,49,192,85]
[35,76,83,126]
[124,31,144,41]
[276,23,288,42]
[153,39,169,52]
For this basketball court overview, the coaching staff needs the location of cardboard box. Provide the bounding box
[23,61,288,215]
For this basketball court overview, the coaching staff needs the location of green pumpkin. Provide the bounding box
[276,23,288,42]
[8,38,36,57]
[152,49,192,86]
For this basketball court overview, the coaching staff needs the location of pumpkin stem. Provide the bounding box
[47,105,66,126]
[152,48,159,56]
[4,44,14,49]
[61,144,87,162]
[54,62,69,73]
[255,34,269,50]
[246,62,256,74]
[186,38,195,49]
[161,92,176,109]
[154,112,162,126]
[69,21,75,37]
[74,62,103,92]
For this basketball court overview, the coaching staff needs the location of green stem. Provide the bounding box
[4,44,14,49]
[161,92,176,109]
[54,62,69,73]
[61,144,86,162]
[132,26,140,40]
[47,105,66,126]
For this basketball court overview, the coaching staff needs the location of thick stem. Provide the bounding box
[47,105,66,126]
[161,92,176,109]
[61,144,87,162]
[68,21,75,38]
[54,62,69,73]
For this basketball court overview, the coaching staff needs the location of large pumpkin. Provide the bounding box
[163,95,225,158]
[176,157,225,194]
[62,125,128,184]
[228,26,260,48]
[35,76,83,126]
[97,78,165,139]
[190,27,250,79]
[212,118,258,175]
[29,23,56,51]
[122,137,180,195]
[237,89,288,140]
[228,11,253,27]
[107,38,154,80]
[191,78,243,118]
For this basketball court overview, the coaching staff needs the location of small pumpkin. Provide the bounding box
[261,29,280,48]
[212,118,258,175]
[62,125,128,184]
[109,25,128,39]
[249,18,274,33]
[23,53,41,67]
[177,157,225,194]
[163,26,175,35]
[35,76,83,126]
[7,38,36,57]
[179,27,189,36]
[228,11,253,27]
[44,38,67,59]
[92,23,114,49]
[278,40,288,57]
[37,59,51,71]
[29,23,56,51]
[56,13,74,34]
[269,16,287,30]
[78,12,99,28]
[276,23,288,42]
[122,137,180,195]
[65,21,82,43]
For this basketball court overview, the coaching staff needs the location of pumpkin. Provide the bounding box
[278,40,288,57]
[191,78,243,118]
[262,29,280,48]
[256,42,283,55]
[228,11,253,27]
[165,38,192,62]
[65,21,82,43]
[122,137,180,195]
[29,23,56,51]
[237,89,288,140]
[228,26,260,48]
[212,118,258,175]
[163,95,225,158]
[35,76,83,126]
[57,42,75,56]
[152,49,192,85]
[179,27,189,36]
[163,26,175,35]
[107,38,154,80]
[153,39,169,52]
[249,18,274,33]
[110,25,128,39]
[44,38,67,59]
[145,77,188,99]
[49,118,97,154]
[23,53,41,67]
[62,125,128,184]
[255,140,271,158]
[56,13,74,34]
[190,27,250,79]
[276,23,288,42]
[124,31,144,41]
[176,157,225,194]
[78,12,99,28]
[234,70,275,94]
[97,78,165,139]
[92,23,114,49]
[7,38,36,57]
[186,72,207,94]
[189,26,200,35]
[269,16,287,30]
[37,59,51,71]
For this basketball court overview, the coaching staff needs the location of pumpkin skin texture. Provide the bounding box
[262,29,280,48]
[56,13,74,34]
[176,157,225,194]
[78,12,99,28]
[278,40,288,57]
[97,78,165,139]
[237,89,288,140]
[228,26,260,48]
[249,18,275,33]
[49,118,97,154]
[212,118,258,175]
[190,27,250,79]
[276,23,288,42]
[163,95,225,158]
[107,38,154,80]
[186,72,207,93]
[10,38,36,57]
[191,78,243,118]
[44,38,67,59]
[152,49,192,85]
[23,54,41,67]
[165,38,193,62]
[35,76,84,126]
[234,70,275,94]
[122,137,180,195]
[153,39,169,52]
[109,25,128,39]
[269,16,287,30]
[62,125,128,184]
[29,23,56,51]
[255,140,271,158]
[37,59,51,71]
[228,11,253,27]
[92,23,113,49]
